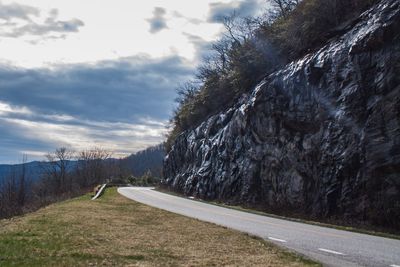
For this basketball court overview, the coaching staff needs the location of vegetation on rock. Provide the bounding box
[166,0,378,151]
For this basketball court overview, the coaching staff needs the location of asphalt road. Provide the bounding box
[118,187,400,267]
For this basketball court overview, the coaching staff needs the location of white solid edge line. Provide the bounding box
[268,237,287,243]
[318,248,345,255]
[390,265,400,267]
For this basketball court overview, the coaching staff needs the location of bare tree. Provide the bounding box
[175,81,200,106]
[270,0,300,18]
[195,13,261,84]
[76,147,112,187]
[221,12,260,44]
[0,168,18,217]
[44,147,74,193]
[17,154,28,207]
[0,155,32,218]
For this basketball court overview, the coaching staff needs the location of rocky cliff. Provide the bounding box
[163,0,400,228]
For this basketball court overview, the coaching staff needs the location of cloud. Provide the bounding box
[0,55,194,162]
[208,0,260,22]
[0,56,193,121]
[1,115,167,157]
[0,102,32,116]
[172,11,203,25]
[0,3,84,39]
[0,113,55,163]
[147,7,168,34]
[0,1,39,21]
[183,32,212,61]
[5,18,84,38]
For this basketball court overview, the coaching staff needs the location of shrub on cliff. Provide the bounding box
[263,0,378,60]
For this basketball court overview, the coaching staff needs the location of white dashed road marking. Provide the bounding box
[318,248,345,255]
[390,264,400,267]
[268,237,287,243]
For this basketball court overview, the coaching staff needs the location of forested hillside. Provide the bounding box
[122,144,165,178]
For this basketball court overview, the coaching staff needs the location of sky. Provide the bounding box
[0,0,267,163]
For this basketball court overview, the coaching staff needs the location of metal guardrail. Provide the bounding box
[91,183,107,200]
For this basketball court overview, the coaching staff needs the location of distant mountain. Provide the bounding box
[0,161,43,184]
[122,144,165,178]
[0,161,78,187]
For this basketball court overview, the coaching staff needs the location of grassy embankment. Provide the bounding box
[0,187,319,267]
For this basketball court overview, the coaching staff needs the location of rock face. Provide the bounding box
[163,0,400,228]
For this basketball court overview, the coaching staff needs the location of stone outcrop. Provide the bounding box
[163,0,400,228]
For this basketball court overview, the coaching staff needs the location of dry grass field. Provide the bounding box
[0,187,319,266]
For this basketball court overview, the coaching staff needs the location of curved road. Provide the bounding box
[118,187,400,267]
